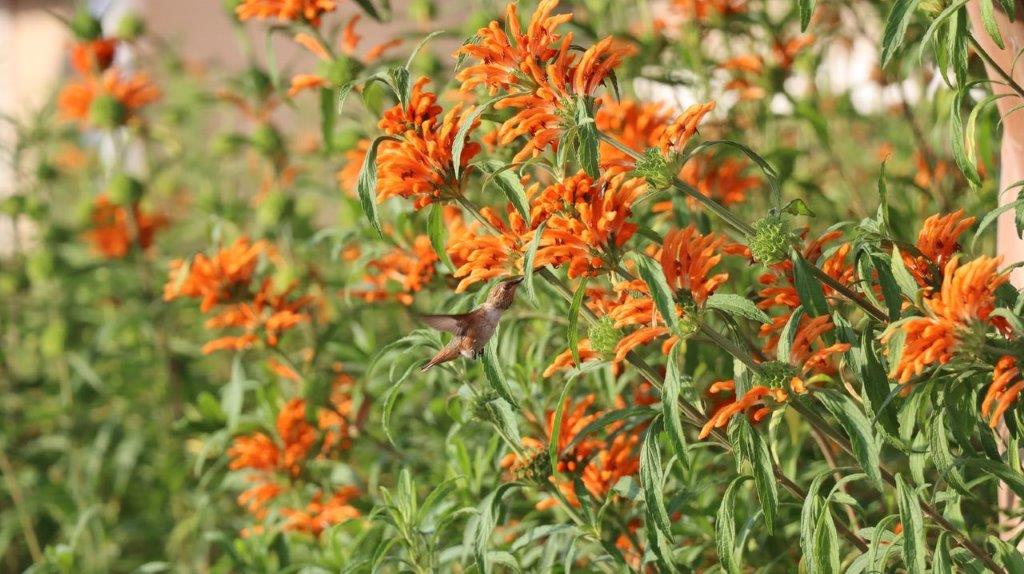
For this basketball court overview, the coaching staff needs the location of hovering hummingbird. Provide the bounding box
[419,277,524,372]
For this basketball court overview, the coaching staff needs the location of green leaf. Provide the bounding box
[777,306,804,363]
[800,473,829,572]
[634,253,679,332]
[930,413,971,495]
[812,506,841,574]
[960,458,1024,500]
[522,221,547,306]
[482,335,519,409]
[705,293,770,324]
[662,345,691,470]
[481,160,531,225]
[428,202,455,272]
[452,97,501,179]
[485,397,522,448]
[351,0,383,20]
[896,474,926,574]
[950,80,982,189]
[716,475,750,574]
[319,87,336,151]
[890,247,919,301]
[817,392,883,487]
[933,532,953,574]
[782,198,815,216]
[575,96,600,178]
[794,255,829,317]
[743,423,779,534]
[567,278,588,364]
[222,353,246,430]
[799,0,815,31]
[357,135,397,237]
[640,420,674,542]
[404,30,444,71]
[473,483,519,574]
[880,0,921,67]
[980,0,1006,48]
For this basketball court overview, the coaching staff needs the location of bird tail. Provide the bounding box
[421,345,459,372]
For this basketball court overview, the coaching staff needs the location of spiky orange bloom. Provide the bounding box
[85,196,166,259]
[457,0,635,162]
[447,206,530,291]
[71,38,117,75]
[375,79,481,209]
[699,384,779,439]
[903,210,975,288]
[542,338,606,377]
[530,171,646,278]
[672,0,746,21]
[661,226,731,305]
[58,69,160,127]
[884,256,1009,384]
[200,280,313,354]
[680,157,757,207]
[236,0,336,25]
[282,487,361,535]
[164,237,270,312]
[595,99,675,168]
[336,139,369,195]
[502,395,641,509]
[660,102,716,154]
[982,356,1024,428]
[355,235,438,305]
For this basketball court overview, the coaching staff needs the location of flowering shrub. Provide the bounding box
[5,0,1024,572]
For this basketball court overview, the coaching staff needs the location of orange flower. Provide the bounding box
[903,210,975,289]
[282,487,361,536]
[884,256,1009,385]
[201,280,312,354]
[71,38,117,75]
[164,237,269,312]
[595,98,675,168]
[660,226,732,305]
[336,139,369,195]
[680,157,757,207]
[355,234,439,305]
[457,0,635,162]
[659,102,716,154]
[58,69,160,127]
[228,433,280,471]
[982,356,1024,428]
[530,171,645,278]
[85,196,166,259]
[447,205,530,292]
[375,79,481,209]
[672,0,746,20]
[699,384,777,438]
[237,479,284,519]
[236,0,336,25]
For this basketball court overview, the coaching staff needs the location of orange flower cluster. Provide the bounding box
[85,196,166,259]
[457,0,636,162]
[58,69,161,128]
[287,16,401,98]
[884,256,1009,385]
[228,386,359,535]
[982,356,1024,428]
[903,210,975,289]
[71,37,117,76]
[502,395,641,509]
[235,0,336,25]
[595,98,718,166]
[757,230,854,373]
[672,0,746,21]
[531,171,646,278]
[163,238,314,354]
[355,234,439,305]
[448,205,531,291]
[700,380,781,439]
[375,78,482,209]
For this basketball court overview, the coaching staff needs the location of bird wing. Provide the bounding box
[418,312,474,335]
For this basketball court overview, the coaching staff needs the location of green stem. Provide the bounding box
[969,34,1024,101]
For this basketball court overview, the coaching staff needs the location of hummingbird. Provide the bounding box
[419,277,524,372]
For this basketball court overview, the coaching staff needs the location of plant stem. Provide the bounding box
[969,34,1024,100]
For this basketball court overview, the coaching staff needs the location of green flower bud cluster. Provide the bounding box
[749,213,792,265]
[587,316,621,359]
[511,447,552,486]
[754,360,799,391]
[632,148,674,190]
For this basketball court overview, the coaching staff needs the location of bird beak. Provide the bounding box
[509,276,525,285]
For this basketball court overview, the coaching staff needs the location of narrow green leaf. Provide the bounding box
[428,202,455,272]
[404,30,444,71]
[473,483,519,574]
[951,81,982,188]
[799,0,815,31]
[716,475,750,574]
[812,507,841,573]
[980,0,1006,48]
[662,345,691,470]
[800,472,829,572]
[634,253,679,332]
[890,247,919,302]
[817,392,883,487]
[549,376,577,473]
[575,96,600,178]
[319,87,336,150]
[452,97,501,179]
[896,474,926,574]
[482,335,519,409]
[744,424,779,534]
[522,221,547,306]
[357,135,398,237]
[880,0,920,67]
[930,413,971,495]
[705,293,770,324]
[223,353,245,430]
[640,420,674,541]
[567,278,588,364]
[794,255,829,317]
[777,305,804,363]
[481,160,531,224]
[933,532,953,574]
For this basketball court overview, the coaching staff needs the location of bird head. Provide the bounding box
[487,276,524,310]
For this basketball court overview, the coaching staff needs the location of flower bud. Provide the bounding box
[749,213,792,265]
[89,94,127,128]
[754,360,798,391]
[70,8,103,41]
[632,148,674,190]
[116,13,146,41]
[510,447,552,486]
[588,316,621,359]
